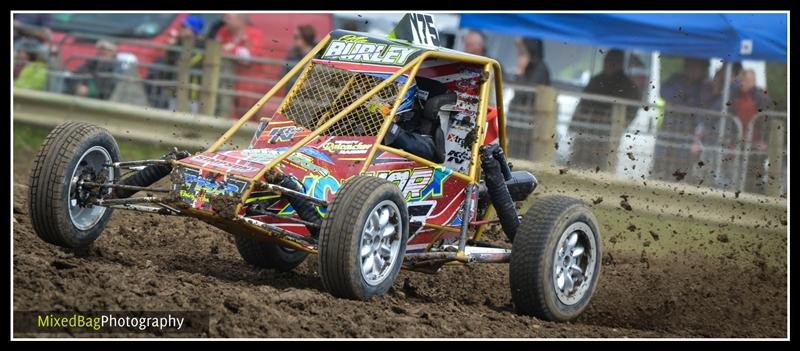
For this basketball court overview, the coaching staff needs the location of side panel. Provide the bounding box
[364,150,469,251]
[184,113,382,237]
[172,167,250,213]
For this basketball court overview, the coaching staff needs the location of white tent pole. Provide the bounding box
[714,62,733,188]
[721,62,733,114]
[649,51,660,134]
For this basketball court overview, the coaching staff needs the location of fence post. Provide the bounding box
[175,37,195,113]
[766,116,786,197]
[605,102,626,173]
[530,85,558,164]
[216,58,236,118]
[199,40,222,116]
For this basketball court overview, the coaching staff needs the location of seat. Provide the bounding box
[421,93,457,164]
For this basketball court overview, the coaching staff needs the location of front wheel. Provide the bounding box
[509,195,602,322]
[28,121,120,249]
[318,176,409,300]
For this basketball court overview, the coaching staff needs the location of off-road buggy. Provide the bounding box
[28,14,602,322]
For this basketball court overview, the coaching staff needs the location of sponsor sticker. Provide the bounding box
[321,40,419,65]
[267,126,305,143]
[239,149,282,164]
[175,168,247,209]
[365,166,450,201]
[192,154,261,174]
[445,149,470,166]
[321,140,372,155]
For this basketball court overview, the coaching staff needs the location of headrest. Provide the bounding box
[423,93,457,120]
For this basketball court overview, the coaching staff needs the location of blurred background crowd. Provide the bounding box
[12,13,787,197]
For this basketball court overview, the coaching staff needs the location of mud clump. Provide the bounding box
[619,195,633,211]
[208,194,243,219]
[672,170,687,181]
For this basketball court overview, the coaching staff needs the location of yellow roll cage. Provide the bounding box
[174,33,508,245]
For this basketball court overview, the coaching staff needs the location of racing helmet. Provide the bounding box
[395,80,418,120]
[365,73,418,122]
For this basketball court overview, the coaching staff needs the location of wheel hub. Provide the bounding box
[552,222,597,305]
[68,146,114,231]
[359,200,402,286]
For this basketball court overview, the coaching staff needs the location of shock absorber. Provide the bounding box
[277,174,322,237]
[115,149,190,198]
[492,145,513,181]
[479,144,520,242]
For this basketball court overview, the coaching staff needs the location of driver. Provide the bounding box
[370,76,449,163]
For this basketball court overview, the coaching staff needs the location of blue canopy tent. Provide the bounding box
[459,13,787,62]
[461,13,787,187]
[461,13,786,114]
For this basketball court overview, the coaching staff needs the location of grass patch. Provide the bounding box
[14,122,168,161]
[591,205,786,268]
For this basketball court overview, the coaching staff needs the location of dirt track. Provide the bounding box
[12,154,787,338]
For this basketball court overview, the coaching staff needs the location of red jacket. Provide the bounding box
[215,25,269,117]
[215,25,267,62]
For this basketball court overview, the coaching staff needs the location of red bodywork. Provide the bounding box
[176,58,500,252]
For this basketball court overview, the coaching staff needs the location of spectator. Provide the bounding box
[569,49,641,170]
[215,13,268,118]
[710,62,743,108]
[730,69,771,146]
[146,15,206,112]
[731,70,772,192]
[662,58,714,108]
[654,57,713,181]
[511,38,550,86]
[282,24,317,89]
[14,37,41,79]
[14,14,53,79]
[68,40,119,100]
[506,37,551,123]
[216,14,265,60]
[694,69,773,192]
[627,54,649,97]
[462,30,486,56]
[690,62,742,158]
[14,38,49,91]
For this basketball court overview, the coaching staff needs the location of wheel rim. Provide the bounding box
[552,222,597,305]
[359,200,403,286]
[68,146,113,231]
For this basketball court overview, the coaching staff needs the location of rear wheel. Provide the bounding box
[233,235,308,271]
[318,176,408,300]
[509,195,602,322]
[28,121,120,249]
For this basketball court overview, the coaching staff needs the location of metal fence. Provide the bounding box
[24,30,293,119]
[503,82,787,197]
[14,28,787,197]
